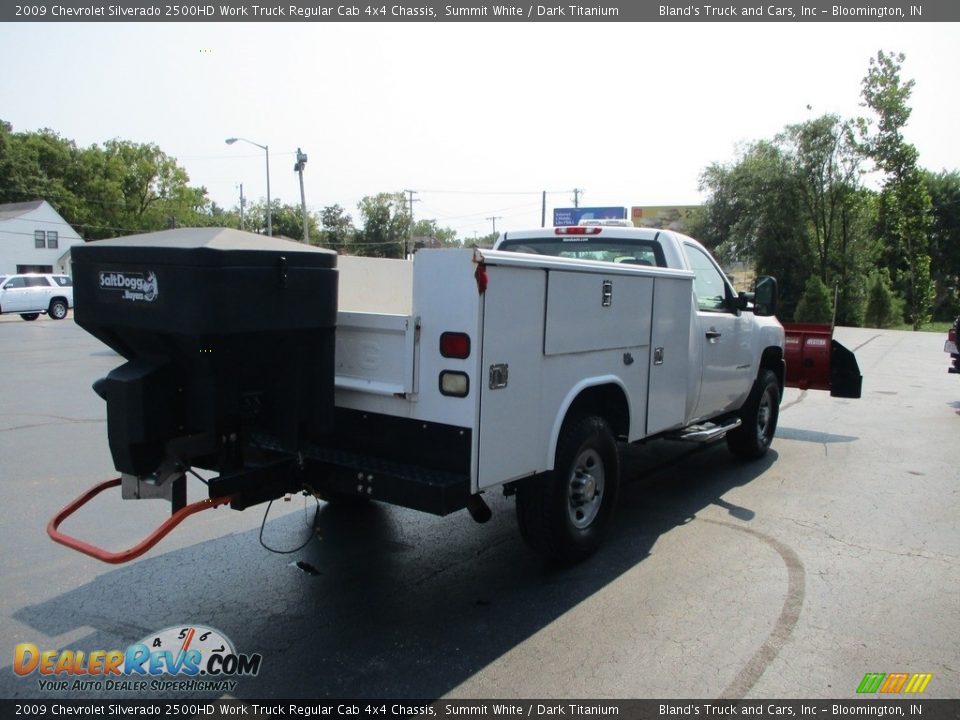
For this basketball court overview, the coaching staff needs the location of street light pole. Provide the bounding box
[225,137,271,237]
[294,148,309,244]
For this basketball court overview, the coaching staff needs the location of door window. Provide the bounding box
[685,245,729,312]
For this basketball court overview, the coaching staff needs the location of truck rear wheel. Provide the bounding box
[516,415,620,565]
[727,369,780,460]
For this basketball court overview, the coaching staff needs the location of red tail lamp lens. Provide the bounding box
[440,332,471,359]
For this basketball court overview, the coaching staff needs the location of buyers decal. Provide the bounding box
[14,625,261,694]
[98,270,159,303]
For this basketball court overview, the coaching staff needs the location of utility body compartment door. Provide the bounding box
[646,276,694,434]
[544,271,653,355]
[477,265,547,489]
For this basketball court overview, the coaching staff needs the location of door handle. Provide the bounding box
[705,330,722,340]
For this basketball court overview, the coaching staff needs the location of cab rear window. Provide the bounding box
[497,237,666,267]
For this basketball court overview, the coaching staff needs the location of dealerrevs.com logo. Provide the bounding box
[14,625,261,694]
[98,270,159,303]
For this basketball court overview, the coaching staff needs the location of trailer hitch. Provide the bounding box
[47,478,233,564]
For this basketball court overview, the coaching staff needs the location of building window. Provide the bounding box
[46,231,58,249]
[35,230,45,249]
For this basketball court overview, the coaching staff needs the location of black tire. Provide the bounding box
[20,313,40,321]
[516,415,620,565]
[727,369,780,460]
[48,299,68,320]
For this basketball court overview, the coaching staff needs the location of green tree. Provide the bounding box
[695,141,812,319]
[858,50,934,329]
[779,114,874,325]
[864,269,903,328]
[355,192,411,258]
[318,204,355,251]
[411,218,460,248]
[923,170,960,319]
[0,121,212,239]
[794,275,834,323]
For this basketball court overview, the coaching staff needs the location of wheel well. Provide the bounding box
[565,383,630,440]
[760,346,785,396]
[49,296,68,306]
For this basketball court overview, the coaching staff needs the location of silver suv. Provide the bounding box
[0,273,74,321]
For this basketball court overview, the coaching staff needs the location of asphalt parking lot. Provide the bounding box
[0,315,957,700]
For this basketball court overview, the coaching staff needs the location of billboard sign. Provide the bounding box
[553,206,627,226]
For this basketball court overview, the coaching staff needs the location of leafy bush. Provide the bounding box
[864,270,904,328]
[794,275,834,324]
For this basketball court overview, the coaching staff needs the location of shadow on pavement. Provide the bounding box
[7,441,775,700]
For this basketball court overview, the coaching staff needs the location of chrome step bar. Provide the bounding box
[671,418,742,443]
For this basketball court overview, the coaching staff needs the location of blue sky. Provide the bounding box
[2,22,958,238]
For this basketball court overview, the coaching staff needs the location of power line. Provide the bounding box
[485,216,502,235]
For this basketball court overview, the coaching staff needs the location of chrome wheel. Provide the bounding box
[567,447,605,529]
[757,388,774,446]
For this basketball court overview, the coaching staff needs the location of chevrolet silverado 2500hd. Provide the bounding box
[51,226,788,565]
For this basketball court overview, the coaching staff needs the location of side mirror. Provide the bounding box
[753,276,778,317]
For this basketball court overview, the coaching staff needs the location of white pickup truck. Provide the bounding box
[324,225,785,563]
[52,226,787,566]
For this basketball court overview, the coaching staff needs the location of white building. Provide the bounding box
[0,199,84,275]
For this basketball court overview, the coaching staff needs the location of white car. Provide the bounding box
[0,273,74,321]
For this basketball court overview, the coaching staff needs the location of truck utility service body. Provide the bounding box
[333,228,782,496]
[52,226,791,565]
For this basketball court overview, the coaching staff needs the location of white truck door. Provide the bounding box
[0,277,29,312]
[684,244,755,419]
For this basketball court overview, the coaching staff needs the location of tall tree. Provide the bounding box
[355,192,411,258]
[695,141,812,319]
[779,115,874,325]
[923,170,960,319]
[858,50,934,329]
[318,204,355,251]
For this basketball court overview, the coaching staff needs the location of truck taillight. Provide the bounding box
[440,332,471,359]
[555,227,602,235]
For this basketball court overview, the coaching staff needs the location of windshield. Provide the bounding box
[497,237,666,267]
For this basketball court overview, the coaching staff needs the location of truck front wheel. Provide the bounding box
[727,369,780,460]
[516,415,620,565]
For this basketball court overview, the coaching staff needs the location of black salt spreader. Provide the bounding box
[47,228,338,563]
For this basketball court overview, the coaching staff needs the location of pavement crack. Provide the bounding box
[785,518,960,566]
[0,414,105,433]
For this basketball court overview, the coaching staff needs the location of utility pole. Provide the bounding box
[294,148,309,243]
[486,216,502,237]
[541,190,546,227]
[403,189,420,258]
[573,188,583,208]
[238,183,245,230]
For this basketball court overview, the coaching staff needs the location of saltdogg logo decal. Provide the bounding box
[99,270,159,303]
[14,625,261,693]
